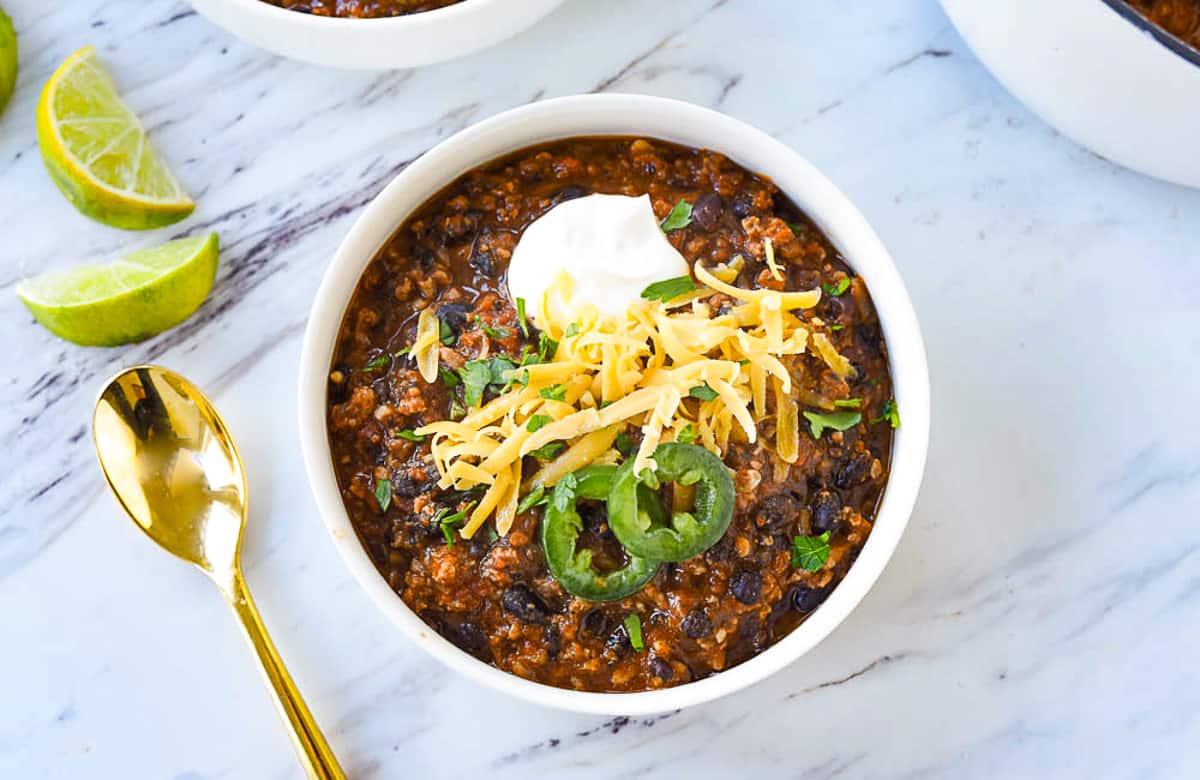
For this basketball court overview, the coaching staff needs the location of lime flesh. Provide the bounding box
[0,7,16,118]
[17,233,219,346]
[36,46,193,230]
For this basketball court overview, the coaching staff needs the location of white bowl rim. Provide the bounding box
[218,0,507,27]
[1096,0,1200,69]
[298,94,931,715]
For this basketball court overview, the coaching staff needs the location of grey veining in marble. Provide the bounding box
[2,0,1199,777]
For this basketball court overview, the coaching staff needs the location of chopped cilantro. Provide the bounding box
[564,322,580,338]
[528,441,565,461]
[395,429,426,442]
[623,613,645,651]
[787,221,804,235]
[822,278,851,297]
[363,353,391,372]
[660,199,693,232]
[439,367,460,388]
[374,479,392,512]
[550,472,578,513]
[641,275,699,302]
[833,398,862,409]
[517,485,549,514]
[872,398,901,429]
[526,414,553,432]
[676,423,699,444]
[515,297,530,339]
[539,384,567,402]
[830,324,845,331]
[688,383,720,402]
[475,315,511,340]
[538,331,559,363]
[803,410,862,439]
[449,399,466,421]
[458,360,493,407]
[434,501,476,546]
[439,317,456,346]
[488,355,516,386]
[791,531,831,571]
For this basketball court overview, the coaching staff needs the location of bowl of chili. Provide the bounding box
[941,0,1200,189]
[298,94,930,713]
[189,0,567,69]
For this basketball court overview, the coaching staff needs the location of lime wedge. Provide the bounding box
[17,233,219,346]
[0,7,16,118]
[36,46,193,230]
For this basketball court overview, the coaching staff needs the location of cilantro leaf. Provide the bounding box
[623,613,645,651]
[660,199,693,232]
[833,398,862,409]
[517,486,548,514]
[688,383,719,402]
[434,501,477,546]
[526,414,553,432]
[374,479,392,512]
[550,472,578,513]
[529,441,565,461]
[476,315,511,340]
[641,275,700,302]
[538,331,559,363]
[395,429,426,442]
[564,322,580,338]
[803,410,862,439]
[516,297,530,338]
[872,398,901,429]
[439,367,460,388]
[615,431,637,456]
[676,423,699,444]
[363,353,391,372]
[791,531,831,571]
[488,355,517,386]
[539,384,567,402]
[439,317,456,346]
[458,360,493,407]
[822,278,851,297]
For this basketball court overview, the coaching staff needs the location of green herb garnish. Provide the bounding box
[528,441,565,461]
[641,275,700,302]
[449,399,466,421]
[803,410,862,439]
[475,316,511,340]
[624,613,645,651]
[676,423,699,444]
[538,331,559,363]
[830,324,845,331]
[516,297,530,338]
[791,531,831,571]
[517,485,549,514]
[660,199,693,232]
[688,383,719,402]
[459,360,493,407]
[526,414,553,432]
[434,501,477,546]
[551,472,578,513]
[374,479,392,512]
[787,221,804,235]
[833,398,862,409]
[564,322,580,338]
[439,317,456,346]
[872,398,901,429]
[539,384,567,402]
[822,278,851,297]
[363,353,391,372]
[395,429,426,442]
[439,367,460,388]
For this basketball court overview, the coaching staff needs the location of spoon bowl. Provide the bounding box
[93,365,345,780]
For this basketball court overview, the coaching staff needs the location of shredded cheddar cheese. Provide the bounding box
[415,265,855,539]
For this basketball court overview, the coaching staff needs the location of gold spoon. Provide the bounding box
[93,365,346,780]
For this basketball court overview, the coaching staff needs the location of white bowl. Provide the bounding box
[298,94,931,714]
[190,0,566,69]
[941,0,1200,189]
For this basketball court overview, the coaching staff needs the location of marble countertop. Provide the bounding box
[4,0,1199,777]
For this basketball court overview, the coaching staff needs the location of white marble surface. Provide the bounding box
[3,0,1199,777]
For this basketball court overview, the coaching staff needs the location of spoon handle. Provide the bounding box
[225,569,347,780]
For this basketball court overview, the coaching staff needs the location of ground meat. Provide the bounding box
[327,137,895,693]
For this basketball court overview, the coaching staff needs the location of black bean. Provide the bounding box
[792,585,829,613]
[810,490,842,534]
[544,625,562,660]
[552,185,588,205]
[502,583,550,624]
[731,192,754,219]
[729,570,762,605]
[580,608,609,639]
[819,295,845,321]
[391,470,435,499]
[606,625,632,656]
[413,245,437,271]
[854,323,881,350]
[649,656,675,681]
[756,492,802,531]
[439,617,489,660]
[835,453,872,489]
[681,610,712,639]
[469,247,495,277]
[691,193,724,231]
[437,302,472,334]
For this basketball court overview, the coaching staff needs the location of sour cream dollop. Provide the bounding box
[507,194,689,319]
